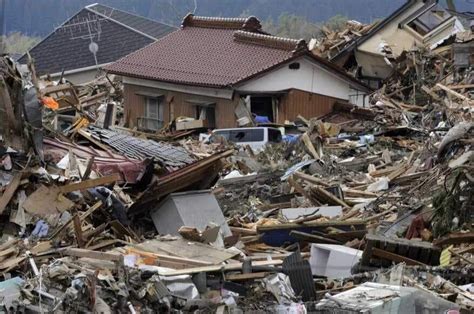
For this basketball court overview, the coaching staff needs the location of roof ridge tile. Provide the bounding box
[233,30,307,52]
[181,14,261,31]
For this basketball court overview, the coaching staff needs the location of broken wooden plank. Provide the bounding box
[60,174,121,193]
[81,156,95,180]
[290,230,342,244]
[311,186,350,209]
[225,272,269,281]
[229,226,257,236]
[372,247,426,266]
[158,259,284,276]
[434,232,474,246]
[125,247,213,269]
[63,248,122,262]
[0,172,22,215]
[294,171,330,187]
[73,215,85,248]
[0,76,21,132]
[436,83,473,105]
[301,133,320,160]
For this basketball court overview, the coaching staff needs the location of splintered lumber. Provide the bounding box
[63,248,122,262]
[257,220,366,247]
[342,188,378,198]
[301,132,320,160]
[60,174,121,193]
[0,172,22,214]
[229,226,257,236]
[372,248,426,266]
[288,176,314,203]
[310,186,350,208]
[290,230,342,244]
[434,232,474,246]
[362,234,440,267]
[436,83,473,105]
[48,201,103,240]
[158,259,284,276]
[294,171,330,187]
[0,76,21,132]
[226,272,269,281]
[125,247,213,269]
[73,215,85,248]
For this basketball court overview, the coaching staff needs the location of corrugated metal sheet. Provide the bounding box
[87,126,195,168]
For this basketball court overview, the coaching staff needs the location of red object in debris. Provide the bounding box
[41,96,59,110]
[406,215,425,240]
[43,137,148,184]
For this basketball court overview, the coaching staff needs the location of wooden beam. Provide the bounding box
[63,248,122,262]
[158,259,284,276]
[294,171,330,187]
[372,247,426,266]
[0,173,22,214]
[229,226,257,236]
[301,132,320,160]
[73,214,85,248]
[60,174,121,193]
[436,83,473,105]
[434,232,474,246]
[81,156,95,180]
[311,186,350,209]
[0,76,21,132]
[290,230,342,244]
[225,272,269,281]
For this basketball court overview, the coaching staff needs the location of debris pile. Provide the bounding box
[0,19,472,314]
[309,20,378,59]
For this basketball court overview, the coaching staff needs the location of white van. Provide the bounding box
[210,127,282,151]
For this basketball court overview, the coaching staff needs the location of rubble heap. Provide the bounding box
[0,21,472,314]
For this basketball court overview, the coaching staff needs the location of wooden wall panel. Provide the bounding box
[278,89,344,123]
[123,84,238,129]
[124,84,341,128]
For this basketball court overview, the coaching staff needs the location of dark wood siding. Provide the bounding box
[278,89,345,123]
[123,83,239,129]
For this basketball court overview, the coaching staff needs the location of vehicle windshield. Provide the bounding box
[268,128,282,142]
[214,129,265,143]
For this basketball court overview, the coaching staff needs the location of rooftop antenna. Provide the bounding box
[56,9,112,69]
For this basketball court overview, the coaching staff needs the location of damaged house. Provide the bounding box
[332,0,465,85]
[18,4,175,84]
[105,15,371,130]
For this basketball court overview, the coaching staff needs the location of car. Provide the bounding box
[210,127,282,151]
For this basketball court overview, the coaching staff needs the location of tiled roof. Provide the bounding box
[87,4,175,39]
[18,4,175,76]
[106,14,370,91]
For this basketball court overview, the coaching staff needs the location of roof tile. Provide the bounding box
[106,16,301,87]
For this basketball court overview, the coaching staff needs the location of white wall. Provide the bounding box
[236,57,367,106]
[52,69,98,85]
[357,1,426,56]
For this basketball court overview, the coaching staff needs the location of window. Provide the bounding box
[143,96,164,130]
[268,128,282,143]
[407,5,451,36]
[229,129,264,143]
